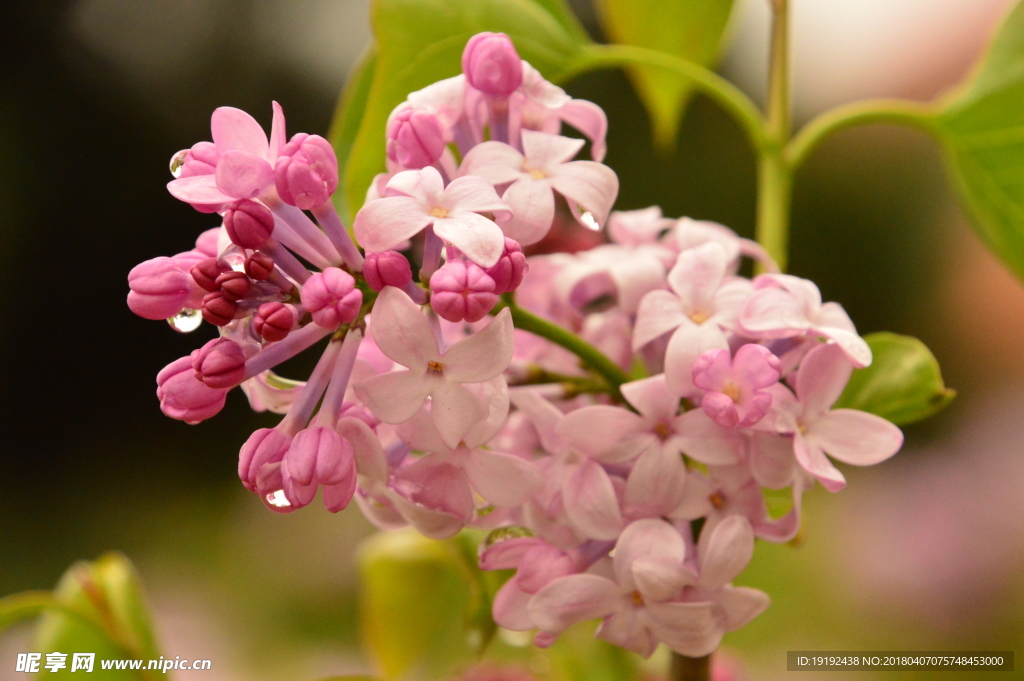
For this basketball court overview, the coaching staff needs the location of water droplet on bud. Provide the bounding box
[579,210,599,231]
[167,308,202,333]
[169,150,188,178]
[265,490,291,508]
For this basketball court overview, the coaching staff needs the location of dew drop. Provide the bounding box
[265,489,292,508]
[579,210,600,231]
[167,308,202,333]
[169,149,188,178]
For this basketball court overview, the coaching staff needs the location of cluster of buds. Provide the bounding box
[128,32,903,662]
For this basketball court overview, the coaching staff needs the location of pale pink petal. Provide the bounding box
[555,406,647,463]
[697,515,755,590]
[816,326,872,368]
[492,577,537,630]
[499,177,556,245]
[633,290,687,351]
[795,343,853,418]
[773,273,822,310]
[385,165,444,201]
[479,536,547,570]
[337,416,389,483]
[509,389,569,454]
[215,150,274,200]
[717,585,771,631]
[667,242,728,313]
[613,518,685,591]
[433,212,506,267]
[747,432,798,489]
[596,608,659,658]
[527,574,622,635]
[608,249,669,314]
[268,101,286,160]
[462,377,511,448]
[669,472,716,521]
[443,175,511,218]
[396,406,452,454]
[549,161,618,226]
[353,370,432,425]
[385,489,466,539]
[522,129,585,167]
[558,99,608,162]
[353,197,433,254]
[672,410,743,465]
[632,555,690,603]
[431,379,488,449]
[562,459,625,540]
[459,141,526,184]
[442,307,514,382]
[664,323,729,397]
[166,175,232,205]
[621,375,680,422]
[810,409,903,466]
[645,601,722,658]
[739,287,810,337]
[624,443,688,518]
[794,433,846,492]
[463,449,543,507]
[368,286,439,368]
[211,106,269,157]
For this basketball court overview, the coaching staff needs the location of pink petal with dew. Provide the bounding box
[549,160,619,227]
[166,175,232,205]
[718,585,771,631]
[369,286,439,369]
[463,449,543,507]
[499,177,556,245]
[215,150,274,200]
[810,409,903,466]
[431,379,488,449]
[493,577,536,630]
[795,343,854,418]
[633,290,687,351]
[558,98,608,162]
[613,518,685,591]
[527,574,622,635]
[697,515,755,590]
[645,601,722,658]
[624,442,688,518]
[442,307,514,382]
[353,196,433,254]
[211,106,269,157]
[556,406,647,463]
[562,458,625,540]
[794,433,846,492]
[432,212,506,267]
[353,370,432,425]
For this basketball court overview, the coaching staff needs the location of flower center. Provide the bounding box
[797,421,808,434]
[709,491,726,509]
[722,382,741,403]
[427,360,445,374]
[689,311,710,324]
[429,207,449,218]
[529,169,546,180]
[653,421,672,441]
[630,590,644,606]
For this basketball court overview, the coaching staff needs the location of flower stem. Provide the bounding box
[670,652,710,681]
[495,294,630,398]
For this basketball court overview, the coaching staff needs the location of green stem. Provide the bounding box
[786,98,941,169]
[495,295,630,397]
[670,652,710,681]
[561,43,769,154]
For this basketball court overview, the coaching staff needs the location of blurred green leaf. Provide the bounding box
[311,677,379,681]
[34,553,161,680]
[339,0,590,216]
[833,332,955,426]
[595,0,735,150]
[328,46,378,225]
[0,591,56,633]
[937,0,1024,280]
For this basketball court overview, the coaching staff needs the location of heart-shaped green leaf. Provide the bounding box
[596,0,736,150]
[833,332,955,426]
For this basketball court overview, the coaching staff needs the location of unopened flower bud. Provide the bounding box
[282,427,357,512]
[156,356,228,424]
[244,252,275,281]
[484,238,528,293]
[238,427,291,492]
[274,133,338,210]
[127,257,191,320]
[386,109,445,169]
[215,270,251,302]
[300,267,362,328]
[171,141,220,179]
[224,199,274,249]
[194,227,221,257]
[202,290,238,327]
[462,32,522,97]
[363,251,412,291]
[430,260,498,323]
[191,257,227,292]
[254,302,296,342]
[192,338,246,389]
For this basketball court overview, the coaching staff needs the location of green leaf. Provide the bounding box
[339,0,590,217]
[936,0,1024,280]
[595,0,736,150]
[0,591,59,633]
[328,46,378,225]
[833,332,955,426]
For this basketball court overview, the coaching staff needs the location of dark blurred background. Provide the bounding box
[1,0,1022,679]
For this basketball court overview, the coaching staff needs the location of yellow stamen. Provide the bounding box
[722,382,741,403]
[654,422,672,441]
[630,590,644,606]
[429,207,449,218]
[529,169,546,180]
[690,311,709,324]
[427,360,444,374]
[709,491,726,509]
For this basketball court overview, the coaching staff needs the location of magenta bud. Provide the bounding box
[156,356,228,424]
[254,302,296,342]
[245,252,275,281]
[127,256,191,320]
[191,257,227,292]
[282,427,357,512]
[238,427,291,492]
[195,227,221,257]
[386,109,445,169]
[484,237,528,293]
[363,251,413,292]
[215,270,251,302]
[224,199,274,249]
[201,290,239,327]
[429,260,498,323]
[191,338,247,389]
[274,133,339,210]
[462,32,522,97]
[300,267,362,328]
[172,141,220,179]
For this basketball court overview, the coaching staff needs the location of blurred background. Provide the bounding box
[1,0,1022,679]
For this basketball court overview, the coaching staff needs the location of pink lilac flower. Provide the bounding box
[692,345,782,428]
[430,259,499,323]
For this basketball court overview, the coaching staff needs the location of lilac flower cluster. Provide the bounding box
[127,33,903,660]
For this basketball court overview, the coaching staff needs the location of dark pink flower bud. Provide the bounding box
[484,238,528,293]
[363,251,412,291]
[170,250,209,310]
[191,338,246,389]
[202,291,238,327]
[215,270,251,302]
[191,257,227,292]
[274,133,339,210]
[172,141,221,179]
[244,252,275,281]
[238,427,291,492]
[195,227,221,257]
[300,267,362,328]
[224,199,274,249]
[282,427,357,512]
[156,356,228,424]
[429,260,498,323]
[254,302,297,342]
[386,109,445,169]
[127,257,191,320]
[462,32,522,97]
